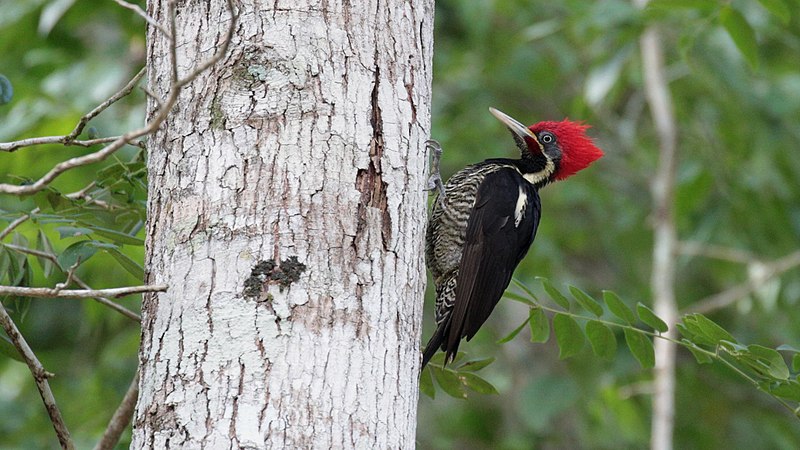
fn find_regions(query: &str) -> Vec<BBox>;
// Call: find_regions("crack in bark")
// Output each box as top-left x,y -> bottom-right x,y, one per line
354,66 -> 392,251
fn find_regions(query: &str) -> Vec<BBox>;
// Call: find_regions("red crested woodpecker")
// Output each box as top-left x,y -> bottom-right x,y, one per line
422,107 -> 604,368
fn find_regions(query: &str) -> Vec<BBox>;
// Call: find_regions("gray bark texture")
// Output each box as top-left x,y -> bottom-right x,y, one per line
133,1 -> 434,448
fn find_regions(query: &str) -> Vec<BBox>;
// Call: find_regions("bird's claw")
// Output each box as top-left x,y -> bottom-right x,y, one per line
425,139 -> 447,207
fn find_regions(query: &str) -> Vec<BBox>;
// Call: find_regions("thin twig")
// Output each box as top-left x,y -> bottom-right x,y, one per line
93,369 -> 140,450
0,208 -> 38,241
64,67 -> 147,142
0,0 -> 237,196
0,136 -> 145,152
0,68 -> 146,153
113,0 -> 172,39
53,259 -> 80,292
73,276 -> 141,322
1,243 -> 142,321
0,301 -> 74,450
686,249 -> 800,314
0,182 -> 112,242
0,284 -> 167,299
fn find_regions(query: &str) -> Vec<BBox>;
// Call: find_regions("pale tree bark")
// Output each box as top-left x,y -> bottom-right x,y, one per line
133,1 -> 434,448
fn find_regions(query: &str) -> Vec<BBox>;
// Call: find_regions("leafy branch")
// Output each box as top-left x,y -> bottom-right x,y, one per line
422,277 -> 800,419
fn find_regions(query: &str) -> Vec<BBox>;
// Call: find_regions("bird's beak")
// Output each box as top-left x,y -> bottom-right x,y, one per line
489,107 -> 541,148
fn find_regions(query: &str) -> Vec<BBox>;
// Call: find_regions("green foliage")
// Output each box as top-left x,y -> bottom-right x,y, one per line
719,6 -> 759,69
528,306 -> 550,343
421,354 -> 499,400
420,0 -> 800,445
0,0 -> 146,446
426,278 -> 800,419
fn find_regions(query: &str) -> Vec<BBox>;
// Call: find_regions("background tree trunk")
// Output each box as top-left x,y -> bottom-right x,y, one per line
133,1 -> 433,447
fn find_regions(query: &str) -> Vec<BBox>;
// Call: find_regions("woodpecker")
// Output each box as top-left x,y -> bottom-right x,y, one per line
421,107 -> 604,369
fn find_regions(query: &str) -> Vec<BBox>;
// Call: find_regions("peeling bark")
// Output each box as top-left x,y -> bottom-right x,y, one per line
133,1 -> 433,448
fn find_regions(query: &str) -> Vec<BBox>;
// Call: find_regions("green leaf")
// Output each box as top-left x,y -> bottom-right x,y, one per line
569,285 -> 603,317
9,234 -> 30,286
427,352 -> 447,366
748,344 -> 790,380
602,290 -> 636,324
757,0 -> 790,25
0,74 -> 12,105
35,230 -> 56,278
553,313 -> 584,359
497,317 -> 530,344
105,248 -> 144,279
0,248 -> 10,284
770,381 -> 800,401
529,307 -> 550,343
646,0 -> 717,11
538,277 -> 570,310
678,317 -> 716,347
459,372 -> 499,395
624,328 -> 655,369
56,226 -> 93,239
78,222 -> 144,245
57,240 -> 99,270
681,339 -> 713,364
793,354 -> 800,373
585,320 -> 616,360
419,366 -> 435,399
636,303 -> 668,333
457,357 -> 495,372
720,6 -> 759,69
433,367 -> 467,399
504,290 -> 536,307
0,333 -> 24,363
31,189 -> 71,212
688,313 -> 737,345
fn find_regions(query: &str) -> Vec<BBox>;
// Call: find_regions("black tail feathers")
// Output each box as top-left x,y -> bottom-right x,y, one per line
420,323 -> 459,370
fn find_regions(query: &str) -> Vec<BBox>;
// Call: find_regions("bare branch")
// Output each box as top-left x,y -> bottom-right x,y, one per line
687,249 -> 800,314
54,259 -> 80,292
0,301 -> 74,449
0,68 -> 146,153
0,182 -> 113,242
0,284 -> 167,299
65,67 -> 147,142
74,275 -> 141,322
93,369 -> 140,450
0,208 -> 38,240
113,0 -> 172,39
0,132 -> 143,195
0,0 -> 237,196
0,136 -> 145,152
141,85 -> 164,110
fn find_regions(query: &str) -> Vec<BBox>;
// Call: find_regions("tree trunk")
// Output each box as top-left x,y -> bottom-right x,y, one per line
133,1 -> 433,448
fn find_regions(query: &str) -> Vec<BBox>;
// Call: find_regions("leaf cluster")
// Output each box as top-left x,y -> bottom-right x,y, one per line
423,278 -> 800,419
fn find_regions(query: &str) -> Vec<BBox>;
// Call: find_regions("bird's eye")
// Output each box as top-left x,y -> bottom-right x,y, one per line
540,132 -> 555,144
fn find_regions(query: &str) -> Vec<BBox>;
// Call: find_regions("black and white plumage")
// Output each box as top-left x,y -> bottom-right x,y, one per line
421,108 -> 604,368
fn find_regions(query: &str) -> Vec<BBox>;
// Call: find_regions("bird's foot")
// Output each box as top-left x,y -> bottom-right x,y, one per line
425,139 -> 446,207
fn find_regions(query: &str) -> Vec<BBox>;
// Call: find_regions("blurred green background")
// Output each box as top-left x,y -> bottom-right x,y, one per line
2,0 -> 800,448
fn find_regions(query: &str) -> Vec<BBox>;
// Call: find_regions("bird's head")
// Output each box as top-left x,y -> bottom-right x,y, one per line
489,107 -> 603,184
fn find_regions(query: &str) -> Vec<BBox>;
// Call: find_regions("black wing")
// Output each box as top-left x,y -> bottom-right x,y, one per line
444,168 -> 541,361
